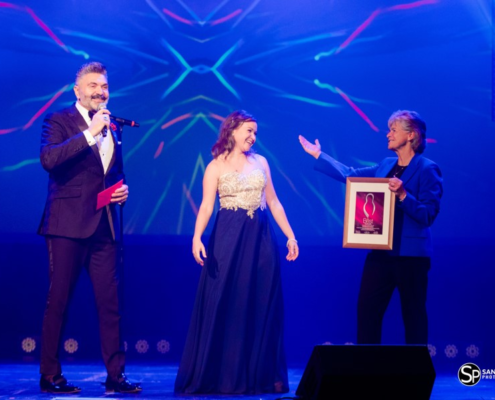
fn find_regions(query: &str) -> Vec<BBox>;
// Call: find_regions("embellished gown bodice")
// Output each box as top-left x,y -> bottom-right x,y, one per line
218,169 -> 267,218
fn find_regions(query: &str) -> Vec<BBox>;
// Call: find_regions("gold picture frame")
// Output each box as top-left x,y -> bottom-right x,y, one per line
343,177 -> 396,250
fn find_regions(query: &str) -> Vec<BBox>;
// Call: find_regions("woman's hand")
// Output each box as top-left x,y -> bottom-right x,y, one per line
192,237 -> 207,266
299,135 -> 322,159
286,239 -> 299,261
389,177 -> 407,201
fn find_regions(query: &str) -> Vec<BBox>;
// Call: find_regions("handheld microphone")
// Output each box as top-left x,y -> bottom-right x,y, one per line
110,115 -> 140,128
97,103 -> 108,137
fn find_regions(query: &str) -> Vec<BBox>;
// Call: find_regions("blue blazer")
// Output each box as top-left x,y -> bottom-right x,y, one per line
315,152 -> 443,257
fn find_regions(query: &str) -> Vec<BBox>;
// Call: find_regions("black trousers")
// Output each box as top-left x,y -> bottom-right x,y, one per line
357,251 -> 430,345
40,212 -> 125,380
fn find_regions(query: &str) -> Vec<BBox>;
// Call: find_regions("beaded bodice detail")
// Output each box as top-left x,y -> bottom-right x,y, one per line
218,169 -> 267,218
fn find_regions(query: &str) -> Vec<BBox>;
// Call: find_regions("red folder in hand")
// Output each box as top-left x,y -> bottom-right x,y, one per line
96,179 -> 123,210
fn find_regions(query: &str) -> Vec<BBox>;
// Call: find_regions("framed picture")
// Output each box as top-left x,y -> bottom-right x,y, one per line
343,177 -> 396,250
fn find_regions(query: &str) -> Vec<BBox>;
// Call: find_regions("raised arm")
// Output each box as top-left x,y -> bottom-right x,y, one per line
258,156 -> 299,261
192,161 -> 219,266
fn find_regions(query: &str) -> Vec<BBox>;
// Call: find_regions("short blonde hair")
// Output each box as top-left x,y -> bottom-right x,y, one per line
388,110 -> 427,154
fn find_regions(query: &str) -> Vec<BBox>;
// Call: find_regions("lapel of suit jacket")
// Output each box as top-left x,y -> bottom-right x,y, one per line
399,153 -> 422,186
106,127 -> 119,174
376,158 -> 397,178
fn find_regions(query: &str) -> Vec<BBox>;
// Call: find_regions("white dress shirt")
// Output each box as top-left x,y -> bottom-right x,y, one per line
76,101 -> 114,174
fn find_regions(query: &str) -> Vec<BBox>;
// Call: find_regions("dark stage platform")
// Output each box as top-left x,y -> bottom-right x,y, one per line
0,363 -> 493,400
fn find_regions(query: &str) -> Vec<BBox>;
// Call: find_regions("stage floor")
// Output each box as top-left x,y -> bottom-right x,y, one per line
0,363 -> 492,399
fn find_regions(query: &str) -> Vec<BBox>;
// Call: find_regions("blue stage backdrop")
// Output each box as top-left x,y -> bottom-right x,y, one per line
0,0 -> 494,368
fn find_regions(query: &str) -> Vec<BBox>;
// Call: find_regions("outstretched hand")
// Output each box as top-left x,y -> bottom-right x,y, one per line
298,135 -> 322,159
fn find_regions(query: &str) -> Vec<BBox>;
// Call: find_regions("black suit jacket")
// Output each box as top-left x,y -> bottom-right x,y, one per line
38,103 -> 124,240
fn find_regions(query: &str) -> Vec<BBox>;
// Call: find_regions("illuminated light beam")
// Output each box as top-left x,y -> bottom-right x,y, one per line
314,79 -> 381,106
114,73 -> 169,94
167,117 -> 201,148
125,109 -> 173,162
335,87 -> 379,132
314,79 -> 339,94
161,40 -> 192,98
0,128 -> 18,135
315,48 -> 338,60
351,157 -> 378,167
303,178 -> 343,225
278,31 -> 347,46
162,39 -> 240,99
146,0 -> 173,29
336,9 -> 380,55
315,35 -> 385,61
208,112 -> 225,122
253,140 -> 302,197
232,0 -> 262,28
21,34 -> 89,58
161,113 -> 194,130
211,69 -> 239,99
388,0 -> 439,11
24,7 -> 68,51
235,74 -> 285,93
211,9 -> 242,26
204,0 -> 230,22
0,2 -> 19,9
1,158 -> 39,171
211,42 -> 242,99
276,94 -> 340,108
175,33 -> 223,44
17,84 -> 74,106
65,46 -> 89,59
166,113 -> 219,149
0,2 -> 69,52
177,154 -> 206,234
202,117 -> 220,134
154,141 -> 164,159
121,46 -> 170,66
58,29 -> 131,46
235,46 -> 286,65
182,183 -> 199,216
143,175 -> 174,234
336,0 -> 438,55
162,8 -> 194,25
23,84 -> 70,130
170,94 -> 231,109
177,0 -> 202,22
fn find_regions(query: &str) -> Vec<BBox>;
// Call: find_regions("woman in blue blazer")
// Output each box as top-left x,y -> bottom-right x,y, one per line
299,110 -> 442,344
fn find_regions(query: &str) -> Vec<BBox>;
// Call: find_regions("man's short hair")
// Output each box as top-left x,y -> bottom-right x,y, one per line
75,62 -> 107,84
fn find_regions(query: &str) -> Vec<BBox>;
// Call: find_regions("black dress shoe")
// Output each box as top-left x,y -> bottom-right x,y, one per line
40,373 -> 81,394
105,373 -> 142,393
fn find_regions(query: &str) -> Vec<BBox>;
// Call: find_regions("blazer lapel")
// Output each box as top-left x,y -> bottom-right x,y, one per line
399,154 -> 422,185
105,127 -> 120,174
376,158 -> 397,178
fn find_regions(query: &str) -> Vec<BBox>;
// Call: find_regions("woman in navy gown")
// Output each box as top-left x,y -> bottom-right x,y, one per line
175,110 -> 299,394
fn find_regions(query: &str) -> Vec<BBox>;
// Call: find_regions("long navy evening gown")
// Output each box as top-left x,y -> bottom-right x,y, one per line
175,169 -> 288,394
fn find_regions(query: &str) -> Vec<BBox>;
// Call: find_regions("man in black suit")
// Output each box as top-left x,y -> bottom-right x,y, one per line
38,62 -> 141,394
